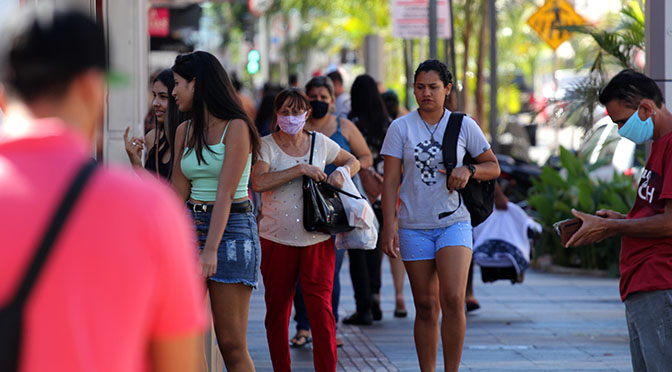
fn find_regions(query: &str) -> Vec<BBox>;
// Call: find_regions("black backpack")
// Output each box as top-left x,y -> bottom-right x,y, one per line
0,159 -> 97,372
439,112 -> 495,227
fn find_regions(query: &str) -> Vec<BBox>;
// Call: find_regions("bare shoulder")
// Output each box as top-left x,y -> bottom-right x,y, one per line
340,117 -> 364,138
223,118 -> 250,142
144,129 -> 157,146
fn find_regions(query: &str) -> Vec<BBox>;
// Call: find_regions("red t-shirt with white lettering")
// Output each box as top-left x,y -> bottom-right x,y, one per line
620,131 -> 672,301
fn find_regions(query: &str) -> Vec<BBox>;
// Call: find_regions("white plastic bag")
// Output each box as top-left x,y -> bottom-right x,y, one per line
333,167 -> 378,250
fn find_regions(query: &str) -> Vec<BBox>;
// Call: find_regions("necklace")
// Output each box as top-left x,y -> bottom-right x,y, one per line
420,110 -> 446,142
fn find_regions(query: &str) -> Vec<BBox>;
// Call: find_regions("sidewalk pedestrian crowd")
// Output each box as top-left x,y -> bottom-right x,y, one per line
1,5 -> 671,372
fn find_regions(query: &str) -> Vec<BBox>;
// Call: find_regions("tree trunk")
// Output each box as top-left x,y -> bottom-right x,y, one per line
460,0 -> 473,112
475,0 -> 488,127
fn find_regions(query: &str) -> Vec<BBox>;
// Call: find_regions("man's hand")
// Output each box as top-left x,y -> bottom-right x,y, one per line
596,209 -> 626,219
565,209 -> 613,248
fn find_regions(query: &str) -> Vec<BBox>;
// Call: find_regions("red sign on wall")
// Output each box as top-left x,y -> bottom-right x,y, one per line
148,8 -> 169,37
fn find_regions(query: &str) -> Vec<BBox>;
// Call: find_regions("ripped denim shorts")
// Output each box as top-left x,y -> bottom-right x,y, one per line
189,201 -> 261,288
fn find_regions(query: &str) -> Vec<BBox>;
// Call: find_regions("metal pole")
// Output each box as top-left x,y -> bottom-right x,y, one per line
429,0 -> 437,59
448,0 -> 458,107
488,0 -> 499,152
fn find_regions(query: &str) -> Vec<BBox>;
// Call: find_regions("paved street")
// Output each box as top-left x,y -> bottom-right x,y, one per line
245,254 -> 631,372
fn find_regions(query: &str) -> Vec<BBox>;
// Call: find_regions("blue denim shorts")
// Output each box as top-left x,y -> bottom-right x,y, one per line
398,221 -> 473,261
189,202 -> 261,288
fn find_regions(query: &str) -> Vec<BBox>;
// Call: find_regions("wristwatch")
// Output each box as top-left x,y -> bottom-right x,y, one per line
466,164 -> 476,177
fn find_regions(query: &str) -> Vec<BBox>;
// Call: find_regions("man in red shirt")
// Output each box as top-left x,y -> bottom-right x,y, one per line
0,6 -> 204,372
568,69 -> 672,372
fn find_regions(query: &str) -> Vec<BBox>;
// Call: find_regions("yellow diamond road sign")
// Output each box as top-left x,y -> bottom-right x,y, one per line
527,0 -> 586,50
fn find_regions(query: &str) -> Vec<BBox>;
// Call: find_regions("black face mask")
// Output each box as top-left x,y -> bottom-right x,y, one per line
309,100 -> 330,119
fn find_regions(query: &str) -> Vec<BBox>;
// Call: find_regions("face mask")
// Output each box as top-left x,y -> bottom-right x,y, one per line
277,112 -> 306,135
618,109 -> 654,144
309,100 -> 329,119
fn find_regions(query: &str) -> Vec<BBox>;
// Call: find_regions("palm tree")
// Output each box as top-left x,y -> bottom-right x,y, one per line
554,1 -> 644,132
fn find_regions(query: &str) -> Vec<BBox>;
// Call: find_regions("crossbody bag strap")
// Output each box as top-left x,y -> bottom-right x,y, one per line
8,158 -> 98,307
439,113 -> 465,219
308,131 -> 316,165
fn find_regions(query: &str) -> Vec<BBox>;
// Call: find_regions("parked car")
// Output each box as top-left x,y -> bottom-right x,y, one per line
577,115 -> 643,182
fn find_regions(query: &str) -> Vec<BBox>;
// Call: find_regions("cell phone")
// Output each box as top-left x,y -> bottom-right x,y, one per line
553,218 -> 582,246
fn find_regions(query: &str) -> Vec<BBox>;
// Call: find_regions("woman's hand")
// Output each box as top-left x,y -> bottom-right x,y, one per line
441,166 -> 471,193
199,249 -> 217,278
123,126 -> 145,166
381,225 -> 400,259
301,164 -> 327,182
327,169 -> 345,188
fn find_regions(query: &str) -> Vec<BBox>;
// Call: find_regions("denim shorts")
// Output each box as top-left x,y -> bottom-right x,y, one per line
189,202 -> 261,288
398,221 -> 472,261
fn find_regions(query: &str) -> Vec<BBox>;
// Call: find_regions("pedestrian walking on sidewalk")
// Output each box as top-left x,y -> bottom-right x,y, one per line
380,59 -> 500,372
0,7 -> 205,372
251,88 -> 360,372
291,75 -> 372,345
567,69 -> 672,372
170,50 -> 262,372
343,74 -> 391,324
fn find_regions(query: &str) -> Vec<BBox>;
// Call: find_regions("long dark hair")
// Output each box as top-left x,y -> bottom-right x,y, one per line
348,74 -> 390,152
171,51 -> 260,164
152,68 -> 187,179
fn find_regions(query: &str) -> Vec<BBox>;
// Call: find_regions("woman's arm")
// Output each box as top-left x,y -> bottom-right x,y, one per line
251,162 -> 326,193
326,149 -> 360,188
170,121 -> 191,201
342,119 -> 373,169
199,119 -> 251,278
381,156 -> 402,258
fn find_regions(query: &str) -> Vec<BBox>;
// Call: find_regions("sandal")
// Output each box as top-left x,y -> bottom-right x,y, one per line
290,334 -> 312,348
336,338 -> 344,348
466,299 -> 481,312
394,309 -> 407,318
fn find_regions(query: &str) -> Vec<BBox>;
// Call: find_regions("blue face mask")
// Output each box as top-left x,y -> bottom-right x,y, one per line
618,109 -> 654,144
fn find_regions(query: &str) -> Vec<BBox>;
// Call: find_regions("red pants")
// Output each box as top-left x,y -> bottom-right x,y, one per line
260,237 -> 337,372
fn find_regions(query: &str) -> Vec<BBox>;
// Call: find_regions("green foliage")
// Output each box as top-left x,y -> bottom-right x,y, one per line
554,1 -> 645,132
528,147 -> 636,274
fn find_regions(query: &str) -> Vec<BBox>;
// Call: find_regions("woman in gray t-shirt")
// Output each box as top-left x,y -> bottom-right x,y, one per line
380,60 -> 500,372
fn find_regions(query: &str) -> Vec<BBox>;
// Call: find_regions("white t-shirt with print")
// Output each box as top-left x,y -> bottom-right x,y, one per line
380,109 -> 491,229
258,131 -> 341,246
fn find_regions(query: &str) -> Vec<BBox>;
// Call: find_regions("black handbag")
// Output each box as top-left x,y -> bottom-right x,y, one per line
303,132 -> 362,235
439,113 -> 495,227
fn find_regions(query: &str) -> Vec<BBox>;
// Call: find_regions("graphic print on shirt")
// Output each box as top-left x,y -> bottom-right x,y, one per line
637,168 -> 660,205
414,139 -> 441,185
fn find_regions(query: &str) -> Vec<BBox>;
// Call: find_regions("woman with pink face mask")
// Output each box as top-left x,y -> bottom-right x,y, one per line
251,88 -> 359,372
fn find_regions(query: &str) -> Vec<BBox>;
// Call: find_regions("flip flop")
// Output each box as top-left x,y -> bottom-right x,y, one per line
394,309 -> 408,318
290,334 -> 312,348
336,338 -> 344,348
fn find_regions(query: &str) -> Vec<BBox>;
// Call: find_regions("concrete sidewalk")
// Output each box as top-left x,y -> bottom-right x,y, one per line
246,254 -> 631,372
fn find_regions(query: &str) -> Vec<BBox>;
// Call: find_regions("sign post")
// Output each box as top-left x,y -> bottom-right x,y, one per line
392,0 -> 452,40
527,0 -> 586,50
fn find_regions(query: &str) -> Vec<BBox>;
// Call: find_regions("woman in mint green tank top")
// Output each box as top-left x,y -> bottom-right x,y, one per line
170,51 -> 262,372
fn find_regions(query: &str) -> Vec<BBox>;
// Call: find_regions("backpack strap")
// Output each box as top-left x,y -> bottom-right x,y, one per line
438,112 -> 465,220
442,112 -> 465,177
8,158 -> 98,307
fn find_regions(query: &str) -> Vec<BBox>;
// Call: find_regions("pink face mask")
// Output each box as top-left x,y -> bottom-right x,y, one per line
277,112 -> 307,135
